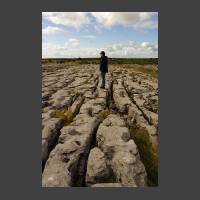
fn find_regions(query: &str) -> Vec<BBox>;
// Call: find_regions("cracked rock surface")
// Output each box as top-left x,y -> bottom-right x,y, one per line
42,63 -> 158,187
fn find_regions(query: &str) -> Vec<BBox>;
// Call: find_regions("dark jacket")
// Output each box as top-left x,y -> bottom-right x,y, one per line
100,56 -> 108,73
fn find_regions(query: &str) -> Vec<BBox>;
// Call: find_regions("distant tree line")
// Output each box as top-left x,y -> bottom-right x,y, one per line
42,58 -> 158,65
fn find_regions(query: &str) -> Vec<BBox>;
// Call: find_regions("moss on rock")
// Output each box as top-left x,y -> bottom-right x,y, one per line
131,127 -> 158,186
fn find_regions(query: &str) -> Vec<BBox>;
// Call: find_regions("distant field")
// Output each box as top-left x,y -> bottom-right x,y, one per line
42,58 -> 158,65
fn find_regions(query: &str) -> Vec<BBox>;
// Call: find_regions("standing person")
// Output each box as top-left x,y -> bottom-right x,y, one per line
99,51 -> 108,89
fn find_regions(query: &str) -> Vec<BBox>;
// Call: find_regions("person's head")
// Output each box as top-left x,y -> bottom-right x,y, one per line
100,51 -> 105,57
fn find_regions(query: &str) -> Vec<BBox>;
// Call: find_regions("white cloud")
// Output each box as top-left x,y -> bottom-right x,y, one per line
42,42 -> 99,58
91,12 -> 157,30
141,42 -> 150,48
42,40 -> 157,58
42,12 -> 158,58
140,42 -> 158,52
81,35 -> 96,39
42,12 -> 90,29
128,40 -> 135,47
68,38 -> 78,42
42,38 -> 81,58
103,40 -> 158,58
68,38 -> 80,47
42,43 -> 67,58
42,12 -> 157,31
42,26 -> 67,35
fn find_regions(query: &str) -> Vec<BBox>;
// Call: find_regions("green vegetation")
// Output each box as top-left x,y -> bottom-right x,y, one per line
128,65 -> 158,80
135,66 -> 158,78
42,58 -> 158,65
50,108 -> 73,126
127,65 -> 158,79
99,109 -> 110,121
42,58 -> 158,79
130,127 -> 158,186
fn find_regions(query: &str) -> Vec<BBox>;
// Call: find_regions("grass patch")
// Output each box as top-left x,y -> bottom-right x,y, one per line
99,109 -> 110,121
133,65 -> 158,79
137,68 -> 158,78
50,108 -> 73,126
124,64 -> 158,79
130,127 -> 158,186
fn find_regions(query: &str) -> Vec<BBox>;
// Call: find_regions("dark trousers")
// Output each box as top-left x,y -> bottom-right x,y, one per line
101,71 -> 106,87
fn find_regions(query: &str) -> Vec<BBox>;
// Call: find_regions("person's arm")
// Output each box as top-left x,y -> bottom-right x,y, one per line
100,57 -> 102,70
106,57 -> 108,72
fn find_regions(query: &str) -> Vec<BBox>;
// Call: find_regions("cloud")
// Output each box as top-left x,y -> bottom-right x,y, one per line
128,40 -> 134,46
140,42 -> 158,52
67,38 -> 80,47
42,12 -> 90,29
81,35 -> 96,39
42,12 -> 157,31
91,12 -> 157,30
42,43 -> 67,58
103,40 -> 158,58
42,38 -> 81,57
42,26 -> 67,35
42,12 -> 158,58
42,40 -> 157,58
68,38 -> 79,42
42,42 -> 100,58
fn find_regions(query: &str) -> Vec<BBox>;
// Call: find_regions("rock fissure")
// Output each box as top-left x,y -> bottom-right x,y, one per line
42,63 -> 158,187
42,95 -> 85,172
122,80 -> 152,126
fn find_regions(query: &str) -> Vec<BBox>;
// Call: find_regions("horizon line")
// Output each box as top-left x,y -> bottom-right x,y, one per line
42,57 -> 158,59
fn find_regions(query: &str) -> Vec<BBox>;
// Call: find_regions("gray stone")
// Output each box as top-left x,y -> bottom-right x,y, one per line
79,98 -> 106,116
112,82 -> 132,114
111,150 -> 146,187
42,118 -> 62,164
95,114 -> 147,187
70,95 -> 84,116
86,147 -> 110,185
42,147 -> 72,187
42,63 -> 158,187
97,125 -> 130,155
42,114 -> 100,187
102,114 -> 126,127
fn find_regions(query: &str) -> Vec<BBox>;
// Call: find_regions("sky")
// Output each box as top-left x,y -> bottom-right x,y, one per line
42,12 -> 158,58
